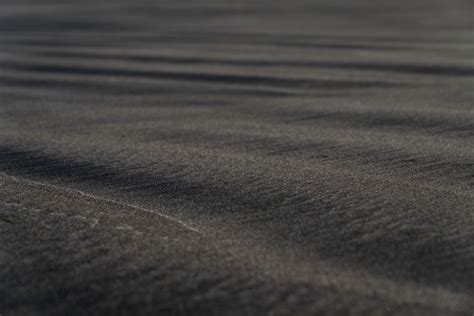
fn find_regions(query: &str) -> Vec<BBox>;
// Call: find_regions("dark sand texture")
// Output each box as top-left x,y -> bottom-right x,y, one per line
0,0 -> 473,315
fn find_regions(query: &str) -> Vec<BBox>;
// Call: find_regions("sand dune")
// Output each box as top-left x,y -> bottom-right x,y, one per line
1,0 -> 473,315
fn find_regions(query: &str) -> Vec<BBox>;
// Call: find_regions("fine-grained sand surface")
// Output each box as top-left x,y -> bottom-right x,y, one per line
1,1 -> 473,315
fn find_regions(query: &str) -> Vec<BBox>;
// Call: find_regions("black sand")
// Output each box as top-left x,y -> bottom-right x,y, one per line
0,0 -> 473,315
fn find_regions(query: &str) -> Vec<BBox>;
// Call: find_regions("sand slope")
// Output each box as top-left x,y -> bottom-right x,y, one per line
1,0 -> 473,315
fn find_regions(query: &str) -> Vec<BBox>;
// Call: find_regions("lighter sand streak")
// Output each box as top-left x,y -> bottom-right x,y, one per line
0,171 -> 202,234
